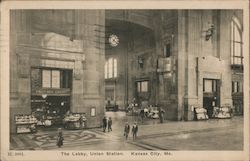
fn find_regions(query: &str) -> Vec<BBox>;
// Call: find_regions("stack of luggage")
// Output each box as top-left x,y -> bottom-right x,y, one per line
195,107 -> 209,120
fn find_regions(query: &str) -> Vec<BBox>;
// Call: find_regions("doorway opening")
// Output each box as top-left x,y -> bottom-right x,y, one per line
104,18 -> 155,112
203,79 -> 220,118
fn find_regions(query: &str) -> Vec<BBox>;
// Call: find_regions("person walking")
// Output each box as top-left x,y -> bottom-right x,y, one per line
56,128 -> 64,148
132,122 -> 138,140
103,116 -> 107,132
108,117 -> 112,132
124,122 -> 130,140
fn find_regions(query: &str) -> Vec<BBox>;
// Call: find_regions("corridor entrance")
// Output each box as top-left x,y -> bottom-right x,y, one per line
104,16 -> 156,111
203,79 -> 220,118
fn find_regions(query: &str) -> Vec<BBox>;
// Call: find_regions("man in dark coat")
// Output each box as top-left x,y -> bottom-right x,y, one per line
124,122 -> 130,140
108,117 -> 112,132
158,107 -> 165,123
56,128 -> 64,148
103,116 -> 107,132
132,122 -> 138,140
139,109 -> 145,123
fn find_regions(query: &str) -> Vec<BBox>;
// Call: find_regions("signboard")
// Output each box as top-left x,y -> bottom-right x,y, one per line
157,57 -> 171,72
33,88 -> 71,96
91,107 -> 96,117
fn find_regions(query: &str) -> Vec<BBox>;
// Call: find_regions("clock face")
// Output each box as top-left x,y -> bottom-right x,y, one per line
109,34 -> 119,47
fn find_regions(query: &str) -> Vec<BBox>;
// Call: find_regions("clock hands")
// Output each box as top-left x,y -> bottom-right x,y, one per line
109,35 -> 119,47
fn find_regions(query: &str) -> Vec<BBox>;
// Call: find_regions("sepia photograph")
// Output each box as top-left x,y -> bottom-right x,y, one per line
0,1 -> 249,161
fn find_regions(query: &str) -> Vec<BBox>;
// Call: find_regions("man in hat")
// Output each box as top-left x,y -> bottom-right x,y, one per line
102,116 -> 107,132
132,122 -> 138,140
56,128 -> 64,148
124,122 -> 130,140
108,117 -> 112,132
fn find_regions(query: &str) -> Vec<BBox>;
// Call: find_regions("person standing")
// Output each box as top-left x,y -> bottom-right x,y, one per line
144,107 -> 149,118
56,128 -> 64,148
80,115 -> 83,129
193,107 -> 198,121
103,116 -> 107,132
158,107 -> 164,123
139,109 -> 144,123
124,122 -> 130,140
132,122 -> 138,140
108,117 -> 112,132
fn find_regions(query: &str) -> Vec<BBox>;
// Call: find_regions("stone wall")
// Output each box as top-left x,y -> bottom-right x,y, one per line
10,10 -> 32,133
177,10 -> 241,121
10,10 -> 105,133
153,11 -> 179,120
9,10 -> 243,132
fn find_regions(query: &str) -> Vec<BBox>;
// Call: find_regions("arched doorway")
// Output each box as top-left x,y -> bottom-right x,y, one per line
104,16 -> 156,112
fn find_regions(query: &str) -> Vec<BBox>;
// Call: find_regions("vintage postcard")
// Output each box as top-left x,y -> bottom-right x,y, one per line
0,0 -> 249,161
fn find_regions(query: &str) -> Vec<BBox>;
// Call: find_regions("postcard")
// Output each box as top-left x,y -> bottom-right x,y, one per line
0,0 -> 249,161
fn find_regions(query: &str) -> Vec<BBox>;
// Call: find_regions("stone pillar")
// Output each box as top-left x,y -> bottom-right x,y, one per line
71,10 -> 105,128
185,11 -> 204,120
153,11 -> 179,120
10,52 -> 31,133
71,59 -> 84,113
219,11 -> 233,106
177,10 -> 188,121
10,11 -> 32,133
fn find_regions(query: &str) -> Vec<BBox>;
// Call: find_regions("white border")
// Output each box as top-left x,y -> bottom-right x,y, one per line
0,1 -> 249,161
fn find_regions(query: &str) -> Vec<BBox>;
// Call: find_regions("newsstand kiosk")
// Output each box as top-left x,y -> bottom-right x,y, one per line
15,114 -> 38,134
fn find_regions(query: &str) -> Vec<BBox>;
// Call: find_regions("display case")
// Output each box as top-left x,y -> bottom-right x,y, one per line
63,113 -> 87,130
15,115 -> 38,134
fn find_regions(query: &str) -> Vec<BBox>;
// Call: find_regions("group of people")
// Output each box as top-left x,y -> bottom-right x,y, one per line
127,99 -> 166,124
124,122 -> 138,140
102,116 -> 139,141
139,106 -> 165,123
102,116 -> 113,132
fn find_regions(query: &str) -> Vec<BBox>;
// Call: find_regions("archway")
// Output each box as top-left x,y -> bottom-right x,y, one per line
104,17 -> 156,113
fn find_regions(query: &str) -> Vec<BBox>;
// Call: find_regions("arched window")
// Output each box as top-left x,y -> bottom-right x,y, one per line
105,58 -> 117,79
104,62 -> 108,79
231,16 -> 243,65
108,58 -> 113,78
113,59 -> 117,78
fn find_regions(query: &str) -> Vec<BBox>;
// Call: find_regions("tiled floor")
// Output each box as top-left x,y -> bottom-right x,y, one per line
10,112 -> 243,151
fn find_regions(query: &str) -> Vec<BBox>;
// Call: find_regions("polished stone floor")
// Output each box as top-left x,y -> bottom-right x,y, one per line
10,112 -> 243,150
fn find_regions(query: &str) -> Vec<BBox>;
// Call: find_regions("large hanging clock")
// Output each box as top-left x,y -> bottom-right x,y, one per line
109,34 -> 119,47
